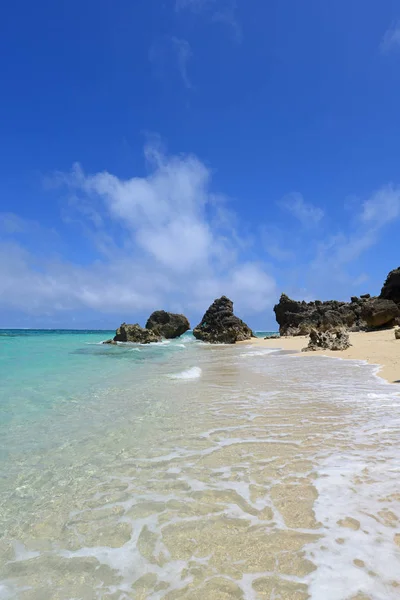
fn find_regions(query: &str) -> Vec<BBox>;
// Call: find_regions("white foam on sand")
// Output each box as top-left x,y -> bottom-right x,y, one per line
304,373 -> 400,600
168,367 -> 202,380
306,452 -> 400,599
0,583 -> 15,599
240,348 -> 281,357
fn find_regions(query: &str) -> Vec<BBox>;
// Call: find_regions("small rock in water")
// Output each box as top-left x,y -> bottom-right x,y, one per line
105,323 -> 161,344
302,328 -> 351,352
145,310 -> 190,339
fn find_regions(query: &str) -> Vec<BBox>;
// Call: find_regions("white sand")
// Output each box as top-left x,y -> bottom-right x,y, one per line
247,329 -> 400,384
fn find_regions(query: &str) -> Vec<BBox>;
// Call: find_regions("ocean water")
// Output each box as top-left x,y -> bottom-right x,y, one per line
0,330 -> 399,599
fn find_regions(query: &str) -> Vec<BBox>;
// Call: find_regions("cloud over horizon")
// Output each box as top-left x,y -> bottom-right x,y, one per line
0,143 -> 277,324
1,142 -> 400,328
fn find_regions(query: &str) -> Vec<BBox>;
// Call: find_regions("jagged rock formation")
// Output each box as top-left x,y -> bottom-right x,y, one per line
302,329 -> 351,352
193,296 -> 254,344
274,294 -> 368,336
104,323 -> 161,345
146,311 -> 190,339
274,293 -> 400,336
360,298 -> 400,329
380,267 -> 400,305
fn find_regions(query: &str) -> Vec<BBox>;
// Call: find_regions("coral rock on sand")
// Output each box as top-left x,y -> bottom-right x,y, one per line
274,267 -> 400,336
104,323 -> 161,344
302,329 -> 352,352
361,298 -> 400,329
193,296 -> 254,344
380,267 -> 400,305
145,311 -> 190,339
274,293 -> 368,337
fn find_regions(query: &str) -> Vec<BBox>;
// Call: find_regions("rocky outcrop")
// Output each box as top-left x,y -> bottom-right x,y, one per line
302,329 -> 351,352
274,291 -> 400,336
274,294 -> 368,336
380,267 -> 400,305
145,311 -> 190,339
104,323 -> 161,344
360,298 -> 400,329
193,296 -> 254,344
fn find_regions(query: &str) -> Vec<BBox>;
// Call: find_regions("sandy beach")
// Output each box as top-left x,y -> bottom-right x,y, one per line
250,328 -> 400,384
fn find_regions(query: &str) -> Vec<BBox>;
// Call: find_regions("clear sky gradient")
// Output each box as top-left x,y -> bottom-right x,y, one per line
1,0 -> 400,329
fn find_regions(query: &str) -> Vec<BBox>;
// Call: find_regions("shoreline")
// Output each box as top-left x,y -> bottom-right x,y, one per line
248,329 -> 399,384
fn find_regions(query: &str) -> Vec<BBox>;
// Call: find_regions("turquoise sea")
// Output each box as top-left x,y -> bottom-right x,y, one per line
0,329 -> 399,599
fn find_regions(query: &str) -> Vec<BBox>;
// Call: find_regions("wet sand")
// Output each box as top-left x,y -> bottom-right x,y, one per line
248,329 -> 400,384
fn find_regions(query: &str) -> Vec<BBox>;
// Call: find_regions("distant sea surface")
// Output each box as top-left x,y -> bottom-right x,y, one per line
0,329 -> 399,599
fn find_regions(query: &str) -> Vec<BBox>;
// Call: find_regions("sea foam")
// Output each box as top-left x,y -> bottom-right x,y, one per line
240,348 -> 280,357
168,366 -> 202,380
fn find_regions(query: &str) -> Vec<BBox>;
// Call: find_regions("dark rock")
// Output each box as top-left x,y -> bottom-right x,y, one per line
103,339 -> 117,345
265,334 -> 280,339
193,296 -> 254,344
302,329 -> 351,352
146,310 -> 190,339
274,267 -> 400,336
273,294 -> 368,336
110,323 -> 162,344
395,328 -> 400,340
361,298 -> 400,329
380,267 -> 400,305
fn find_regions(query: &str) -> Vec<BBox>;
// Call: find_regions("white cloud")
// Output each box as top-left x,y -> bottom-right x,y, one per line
175,0 -> 214,12
304,183 -> 400,298
312,230 -> 377,270
0,144 -> 277,321
191,263 -> 276,314
5,153 -> 400,325
381,21 -> 400,53
149,37 -> 193,89
212,8 -> 242,43
0,213 -> 28,234
171,37 -> 193,89
278,192 -> 324,228
175,0 -> 242,43
361,183 -> 400,228
308,184 -> 400,282
69,146 -> 215,273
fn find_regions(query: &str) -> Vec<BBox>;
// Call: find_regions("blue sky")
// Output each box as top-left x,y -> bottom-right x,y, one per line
1,0 -> 400,329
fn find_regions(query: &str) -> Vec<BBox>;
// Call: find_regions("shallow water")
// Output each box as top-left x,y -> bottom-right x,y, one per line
0,331 -> 399,599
